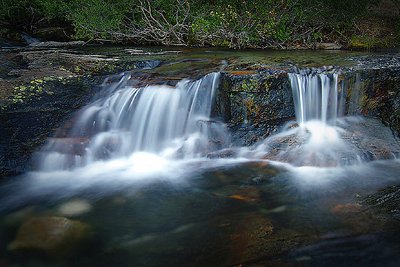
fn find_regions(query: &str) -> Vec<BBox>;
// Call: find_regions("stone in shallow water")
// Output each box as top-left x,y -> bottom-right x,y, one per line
57,199 -> 92,216
3,206 -> 37,226
8,217 -> 91,258
330,202 -> 384,234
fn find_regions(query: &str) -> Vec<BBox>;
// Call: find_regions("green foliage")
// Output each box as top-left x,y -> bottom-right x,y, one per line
67,0 -> 130,40
0,0 -> 393,49
12,78 -> 53,104
0,0 -> 39,30
395,18 -> 400,40
0,0 -> 70,31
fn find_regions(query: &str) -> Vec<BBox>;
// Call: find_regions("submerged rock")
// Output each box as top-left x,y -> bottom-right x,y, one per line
330,203 -> 384,234
57,199 -> 92,217
362,185 -> 400,224
223,212 -> 314,266
8,217 -> 91,258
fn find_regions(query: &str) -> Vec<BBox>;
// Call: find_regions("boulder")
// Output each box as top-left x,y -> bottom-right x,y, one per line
315,42 -> 343,50
57,199 -> 92,217
8,217 -> 91,258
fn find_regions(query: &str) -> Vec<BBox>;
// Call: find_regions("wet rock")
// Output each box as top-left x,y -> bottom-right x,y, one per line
212,185 -> 262,203
238,117 -> 400,166
224,212 -> 315,266
3,207 -> 37,227
29,41 -> 85,48
214,57 -> 400,147
330,199 -> 393,234
0,46 -> 165,176
331,203 -> 362,214
215,72 -> 295,146
343,65 -> 400,137
228,70 -> 257,75
288,233 -> 400,267
125,48 -> 181,55
7,69 -> 21,77
207,148 -> 238,158
8,217 -> 91,258
341,117 -> 400,160
362,185 -> 400,223
228,186 -> 262,203
0,77 -> 97,176
331,203 -> 372,232
315,42 -> 343,50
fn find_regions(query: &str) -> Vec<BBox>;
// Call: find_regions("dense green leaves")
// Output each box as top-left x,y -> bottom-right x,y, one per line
67,0 -> 131,40
0,0 -> 394,48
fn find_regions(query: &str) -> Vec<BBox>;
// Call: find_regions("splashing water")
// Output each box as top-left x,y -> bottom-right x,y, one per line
243,72 -> 364,167
2,69 -> 397,204
36,72 -> 230,171
288,72 -> 345,152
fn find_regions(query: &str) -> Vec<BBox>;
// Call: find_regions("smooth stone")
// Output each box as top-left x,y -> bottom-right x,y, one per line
3,206 -> 37,226
315,42 -> 343,50
57,199 -> 92,216
8,217 -> 91,258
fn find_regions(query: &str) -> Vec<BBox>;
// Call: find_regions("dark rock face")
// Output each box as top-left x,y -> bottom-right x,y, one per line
362,185 -> 400,223
213,63 -> 400,147
0,47 -> 163,177
0,78 -> 98,176
343,67 -> 400,136
215,71 -> 295,146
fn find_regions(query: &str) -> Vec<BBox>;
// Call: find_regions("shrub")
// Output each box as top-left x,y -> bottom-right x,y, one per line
67,0 -> 130,40
0,0 -> 391,49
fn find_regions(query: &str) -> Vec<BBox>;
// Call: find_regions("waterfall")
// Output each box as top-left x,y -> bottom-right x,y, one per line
37,72 -> 229,171
258,72 -> 352,166
288,72 -> 345,125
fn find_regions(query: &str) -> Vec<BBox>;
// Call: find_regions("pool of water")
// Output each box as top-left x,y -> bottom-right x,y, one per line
1,156 -> 399,266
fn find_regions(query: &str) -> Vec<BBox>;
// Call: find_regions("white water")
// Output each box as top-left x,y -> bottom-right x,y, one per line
37,72 -> 229,171
34,71 -> 397,176
230,72 -> 353,167
258,72 -> 356,166
1,70 -> 398,207
289,72 -> 344,125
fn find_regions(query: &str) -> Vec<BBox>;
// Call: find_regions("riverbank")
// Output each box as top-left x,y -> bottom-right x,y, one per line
1,0 -> 399,50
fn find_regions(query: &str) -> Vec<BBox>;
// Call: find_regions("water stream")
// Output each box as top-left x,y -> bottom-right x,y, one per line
38,72 -> 229,171
0,69 -> 399,266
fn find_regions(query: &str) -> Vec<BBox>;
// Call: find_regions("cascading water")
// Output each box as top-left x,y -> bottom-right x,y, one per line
289,72 -> 345,125
37,72 -> 229,171
246,71 -> 363,167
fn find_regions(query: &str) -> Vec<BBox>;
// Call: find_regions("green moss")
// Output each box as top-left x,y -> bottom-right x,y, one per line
349,35 -> 398,50
240,78 -> 259,92
10,77 -> 60,104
